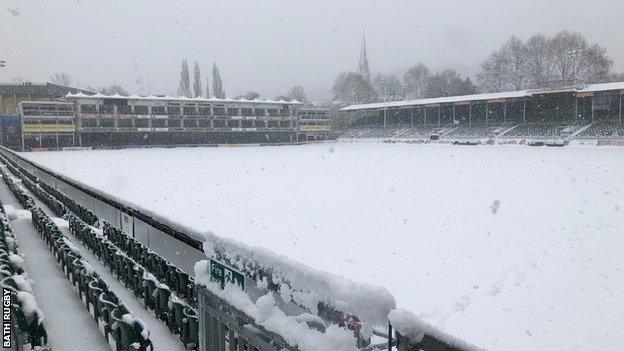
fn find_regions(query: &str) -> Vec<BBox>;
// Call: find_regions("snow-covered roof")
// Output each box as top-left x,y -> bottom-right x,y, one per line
65,92 -> 301,105
341,90 -> 531,111
578,81 -> 624,93
341,81 -> 624,111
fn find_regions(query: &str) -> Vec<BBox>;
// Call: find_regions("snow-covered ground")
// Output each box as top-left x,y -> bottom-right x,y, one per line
21,143 -> 624,350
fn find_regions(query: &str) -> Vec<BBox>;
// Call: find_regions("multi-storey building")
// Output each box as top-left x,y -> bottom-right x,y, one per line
67,93 -> 301,147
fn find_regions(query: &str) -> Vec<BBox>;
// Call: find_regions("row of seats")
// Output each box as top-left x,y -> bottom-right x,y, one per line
31,208 -> 153,351
1,159 -> 154,351
1,158 -> 68,219
70,218 -> 199,348
502,123 -> 578,138
577,122 -> 624,138
442,124 -> 510,139
0,197 -> 49,349
40,181 -> 99,226
1,156 -> 200,349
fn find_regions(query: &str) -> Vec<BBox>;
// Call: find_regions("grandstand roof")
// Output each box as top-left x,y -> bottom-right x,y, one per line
578,81 -> 624,93
0,82 -> 93,97
65,92 -> 301,105
341,81 -> 624,111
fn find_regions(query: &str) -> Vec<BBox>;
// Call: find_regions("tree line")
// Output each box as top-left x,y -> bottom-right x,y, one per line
478,30 -> 621,92
333,30 -> 623,105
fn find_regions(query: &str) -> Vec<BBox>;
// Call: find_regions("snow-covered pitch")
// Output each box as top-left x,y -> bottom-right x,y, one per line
21,143 -> 624,351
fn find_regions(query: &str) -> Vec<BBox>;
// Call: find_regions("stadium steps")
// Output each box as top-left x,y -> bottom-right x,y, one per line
567,122 -> 596,140
497,124 -> 522,137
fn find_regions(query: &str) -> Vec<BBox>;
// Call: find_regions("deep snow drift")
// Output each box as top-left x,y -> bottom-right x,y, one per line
21,143 -> 624,350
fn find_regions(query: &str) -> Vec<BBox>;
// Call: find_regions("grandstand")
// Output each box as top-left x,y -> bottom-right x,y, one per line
339,82 -> 624,142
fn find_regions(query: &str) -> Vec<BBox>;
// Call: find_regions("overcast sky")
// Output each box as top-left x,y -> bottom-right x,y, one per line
1,0 -> 623,101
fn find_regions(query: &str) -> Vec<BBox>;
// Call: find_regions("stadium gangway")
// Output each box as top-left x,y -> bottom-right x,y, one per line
0,146 -> 480,351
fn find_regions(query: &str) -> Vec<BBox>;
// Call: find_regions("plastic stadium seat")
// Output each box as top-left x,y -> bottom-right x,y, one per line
183,306 -> 199,347
154,284 -> 172,322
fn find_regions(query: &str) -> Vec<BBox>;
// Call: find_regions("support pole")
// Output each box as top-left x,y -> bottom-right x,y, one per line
438,105 -> 441,125
591,96 -> 595,122
575,96 -> 578,124
619,94 -> 622,124
410,108 -> 414,127
452,105 -> 456,124
424,107 -> 427,126
523,100 -> 526,123
503,102 -> 507,124
485,103 -> 489,124
469,104 -> 472,126
388,321 -> 393,351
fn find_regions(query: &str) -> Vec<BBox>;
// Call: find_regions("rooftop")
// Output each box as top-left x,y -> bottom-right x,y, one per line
65,92 -> 301,105
341,81 -> 624,111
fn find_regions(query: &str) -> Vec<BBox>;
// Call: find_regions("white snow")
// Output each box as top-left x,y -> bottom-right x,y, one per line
194,260 -> 359,351
19,143 -> 624,350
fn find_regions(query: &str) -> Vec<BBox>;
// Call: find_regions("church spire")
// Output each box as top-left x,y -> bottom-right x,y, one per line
358,31 -> 370,82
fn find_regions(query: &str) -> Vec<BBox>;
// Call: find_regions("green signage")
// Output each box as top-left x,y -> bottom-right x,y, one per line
210,258 -> 245,290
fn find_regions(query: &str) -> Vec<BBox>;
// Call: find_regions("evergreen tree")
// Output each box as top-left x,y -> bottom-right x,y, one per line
205,77 -> 210,98
212,63 -> 225,99
192,61 -> 202,98
178,59 -> 191,97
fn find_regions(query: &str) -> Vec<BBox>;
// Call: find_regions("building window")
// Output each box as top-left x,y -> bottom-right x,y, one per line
135,119 -> 149,128
213,107 -> 225,116
117,105 -> 132,114
198,107 -> 211,116
183,106 -> 197,116
81,104 -> 97,114
168,106 -> 181,116
152,106 -> 166,115
152,119 -> 166,128
99,119 -> 115,127
117,119 -> 133,127
134,105 -> 148,115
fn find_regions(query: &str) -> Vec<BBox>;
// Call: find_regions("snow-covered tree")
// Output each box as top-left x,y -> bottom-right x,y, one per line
287,85 -> 308,103
178,59 -> 191,97
372,73 -> 404,101
98,84 -> 129,96
212,63 -> 225,99
205,77 -> 210,98
192,61 -> 202,98
332,72 -> 377,104
403,63 -> 430,99
426,69 -> 477,98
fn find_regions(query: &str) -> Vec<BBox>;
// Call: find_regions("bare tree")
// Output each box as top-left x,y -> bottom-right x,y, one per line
50,72 -> 73,86
478,51 -> 510,92
332,72 -> 377,104
99,84 -> 129,96
480,31 -> 614,92
403,63 -> 430,99
372,73 -> 404,101
426,69 -> 477,98
287,85 -> 308,103
192,61 -> 202,98
525,34 -> 555,88
177,59 -> 191,97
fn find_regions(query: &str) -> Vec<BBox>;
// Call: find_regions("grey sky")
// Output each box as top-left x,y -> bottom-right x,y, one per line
1,0 -> 623,101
